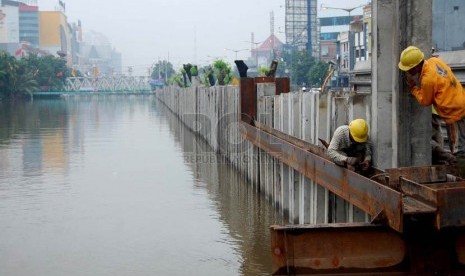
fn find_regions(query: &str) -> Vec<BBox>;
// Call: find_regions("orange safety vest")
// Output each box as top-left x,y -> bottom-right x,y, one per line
409,57 -> 465,124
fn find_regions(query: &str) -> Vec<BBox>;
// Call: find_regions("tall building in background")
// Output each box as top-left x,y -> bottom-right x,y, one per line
352,4 -> 372,62
285,0 -> 319,58
0,3 -> 19,54
0,0 -> 121,75
19,3 -> 39,47
70,20 -> 82,65
252,33 -> 284,71
39,10 -> 72,64
1,0 -> 43,56
318,6 -> 363,88
79,30 -> 122,77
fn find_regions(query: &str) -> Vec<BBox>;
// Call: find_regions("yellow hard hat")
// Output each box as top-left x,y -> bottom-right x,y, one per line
349,119 -> 368,143
398,46 -> 424,71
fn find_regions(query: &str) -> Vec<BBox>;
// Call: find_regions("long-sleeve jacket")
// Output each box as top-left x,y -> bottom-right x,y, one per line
408,57 -> 465,124
327,125 -> 372,166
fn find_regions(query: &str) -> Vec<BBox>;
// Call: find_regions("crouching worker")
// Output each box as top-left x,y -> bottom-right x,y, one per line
327,119 -> 373,174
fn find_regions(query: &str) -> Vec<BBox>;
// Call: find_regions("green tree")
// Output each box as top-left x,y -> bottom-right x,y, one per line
190,65 -> 198,77
200,65 -> 215,87
0,51 -> 38,99
0,51 -> 18,98
151,60 -> 175,81
307,61 -> 330,87
12,60 -> 39,97
23,54 -> 67,91
213,59 -> 232,85
277,47 -> 316,88
168,72 -> 185,87
259,66 -> 270,77
292,49 -> 316,86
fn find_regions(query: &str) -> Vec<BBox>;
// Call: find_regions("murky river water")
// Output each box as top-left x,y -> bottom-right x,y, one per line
0,95 -> 284,276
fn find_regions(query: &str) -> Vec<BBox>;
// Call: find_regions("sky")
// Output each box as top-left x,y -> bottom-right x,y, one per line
37,0 -> 368,75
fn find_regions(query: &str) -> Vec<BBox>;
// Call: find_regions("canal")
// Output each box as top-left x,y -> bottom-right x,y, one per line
0,95 -> 285,276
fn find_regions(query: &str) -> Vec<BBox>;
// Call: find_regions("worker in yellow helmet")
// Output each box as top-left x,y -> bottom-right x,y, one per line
399,46 -> 465,173
327,119 -> 372,172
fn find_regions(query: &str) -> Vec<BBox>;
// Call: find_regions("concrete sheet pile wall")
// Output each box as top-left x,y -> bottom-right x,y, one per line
156,85 -> 370,224
156,85 -> 246,173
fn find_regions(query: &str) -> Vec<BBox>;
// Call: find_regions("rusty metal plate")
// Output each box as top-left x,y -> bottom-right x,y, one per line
402,195 -> 436,214
240,122 -> 405,232
436,184 -> 465,228
386,166 -> 448,189
400,178 -> 465,228
240,78 -> 256,123
275,77 -> 290,95
270,223 -> 406,275
255,76 -> 275,83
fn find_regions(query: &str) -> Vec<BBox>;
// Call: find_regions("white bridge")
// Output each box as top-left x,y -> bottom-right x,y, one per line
65,76 -> 152,92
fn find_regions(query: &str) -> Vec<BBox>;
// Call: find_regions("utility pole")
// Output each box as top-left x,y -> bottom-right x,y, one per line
165,52 -> 169,83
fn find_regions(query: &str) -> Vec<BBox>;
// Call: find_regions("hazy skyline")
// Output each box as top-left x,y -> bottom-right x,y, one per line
38,0 -> 368,75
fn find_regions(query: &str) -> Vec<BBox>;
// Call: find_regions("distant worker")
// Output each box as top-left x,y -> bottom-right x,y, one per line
398,46 -> 465,174
327,119 -> 372,172
302,86 -> 307,92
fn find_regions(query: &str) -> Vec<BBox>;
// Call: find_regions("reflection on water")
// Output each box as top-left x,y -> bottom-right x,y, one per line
159,103 -> 287,275
0,96 -> 284,276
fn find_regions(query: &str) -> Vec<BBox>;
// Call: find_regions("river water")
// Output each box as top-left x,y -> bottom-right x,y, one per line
0,95 -> 285,276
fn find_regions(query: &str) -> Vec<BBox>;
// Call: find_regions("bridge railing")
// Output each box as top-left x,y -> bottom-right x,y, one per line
65,76 -> 151,92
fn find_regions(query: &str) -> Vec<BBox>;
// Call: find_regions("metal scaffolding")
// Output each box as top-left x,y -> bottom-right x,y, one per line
285,0 -> 319,58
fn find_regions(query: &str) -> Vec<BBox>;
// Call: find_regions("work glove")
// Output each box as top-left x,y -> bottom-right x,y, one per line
361,160 -> 371,171
346,157 -> 359,166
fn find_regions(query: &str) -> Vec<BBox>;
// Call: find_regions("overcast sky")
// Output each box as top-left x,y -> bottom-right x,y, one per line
38,0 -> 368,75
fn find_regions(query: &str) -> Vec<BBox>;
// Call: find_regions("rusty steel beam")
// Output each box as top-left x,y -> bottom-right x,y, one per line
270,223 -> 406,275
386,166 -> 448,189
400,177 -> 465,229
240,78 -> 256,124
384,166 -> 465,228
254,120 -> 327,158
240,121 -> 407,232
271,223 -> 465,275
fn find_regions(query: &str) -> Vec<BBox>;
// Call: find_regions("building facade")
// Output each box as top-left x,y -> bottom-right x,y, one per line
0,0 -> 45,56
318,6 -> 363,89
19,4 -> 38,47
78,30 -> 122,77
0,4 -> 20,55
352,4 -> 372,63
39,11 -> 73,65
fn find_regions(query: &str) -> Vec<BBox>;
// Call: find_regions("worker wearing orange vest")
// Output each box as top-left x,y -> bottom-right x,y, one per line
399,46 -> 465,174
